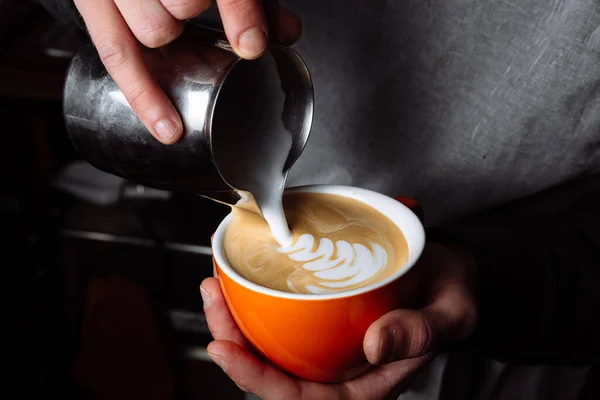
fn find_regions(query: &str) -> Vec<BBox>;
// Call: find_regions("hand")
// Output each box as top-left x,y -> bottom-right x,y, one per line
200,243 -> 478,400
74,0 -> 302,144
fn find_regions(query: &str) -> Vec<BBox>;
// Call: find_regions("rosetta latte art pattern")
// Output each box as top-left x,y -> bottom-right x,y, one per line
223,192 -> 409,294
278,234 -> 387,293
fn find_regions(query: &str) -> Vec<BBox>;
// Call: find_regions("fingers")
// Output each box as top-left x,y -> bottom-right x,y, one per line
363,289 -> 475,366
207,340 -> 304,399
343,354 -> 433,400
364,309 -> 438,365
363,243 -> 477,365
114,0 -> 183,48
208,339 -> 432,400
74,0 -> 183,144
200,278 -> 251,350
160,0 -> 212,20
76,0 -> 302,144
216,0 -> 268,59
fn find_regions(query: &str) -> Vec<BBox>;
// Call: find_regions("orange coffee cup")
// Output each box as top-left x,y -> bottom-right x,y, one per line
212,185 -> 425,383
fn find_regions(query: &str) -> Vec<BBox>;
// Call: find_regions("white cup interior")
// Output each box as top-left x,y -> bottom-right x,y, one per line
212,185 -> 426,300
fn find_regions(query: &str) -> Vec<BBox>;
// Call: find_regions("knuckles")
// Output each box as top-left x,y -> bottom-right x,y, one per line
162,0 -> 211,20
96,38 -> 129,69
135,13 -> 183,48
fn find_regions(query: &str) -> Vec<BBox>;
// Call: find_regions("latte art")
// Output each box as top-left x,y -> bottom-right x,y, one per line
223,192 -> 409,294
278,234 -> 387,294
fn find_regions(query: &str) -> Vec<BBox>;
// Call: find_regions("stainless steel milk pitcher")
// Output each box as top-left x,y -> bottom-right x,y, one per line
63,28 -> 314,201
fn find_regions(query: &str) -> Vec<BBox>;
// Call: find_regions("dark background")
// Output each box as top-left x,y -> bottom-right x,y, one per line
4,2 -> 244,398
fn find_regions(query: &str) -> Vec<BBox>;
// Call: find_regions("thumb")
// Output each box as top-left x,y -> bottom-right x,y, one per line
363,309 -> 438,365
364,279 -> 477,365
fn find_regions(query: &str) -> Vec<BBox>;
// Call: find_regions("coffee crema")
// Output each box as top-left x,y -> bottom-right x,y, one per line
223,192 -> 409,294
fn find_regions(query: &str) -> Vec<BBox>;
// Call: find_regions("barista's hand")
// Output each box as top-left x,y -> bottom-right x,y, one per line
200,243 -> 478,400
74,0 -> 301,144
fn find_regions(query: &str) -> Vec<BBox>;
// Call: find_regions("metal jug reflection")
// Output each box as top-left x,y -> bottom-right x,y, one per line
63,28 -> 314,204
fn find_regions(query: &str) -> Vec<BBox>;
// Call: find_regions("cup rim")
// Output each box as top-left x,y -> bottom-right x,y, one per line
212,184 -> 426,301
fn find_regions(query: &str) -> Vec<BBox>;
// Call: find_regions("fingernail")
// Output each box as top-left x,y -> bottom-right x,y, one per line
154,118 -> 178,142
208,351 -> 227,372
378,327 -> 396,364
200,286 -> 212,308
238,27 -> 267,59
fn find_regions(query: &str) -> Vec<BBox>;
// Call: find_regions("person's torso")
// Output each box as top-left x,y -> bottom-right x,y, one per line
283,0 -> 600,223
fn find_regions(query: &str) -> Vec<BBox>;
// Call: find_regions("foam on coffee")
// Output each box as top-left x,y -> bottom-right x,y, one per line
224,192 -> 409,294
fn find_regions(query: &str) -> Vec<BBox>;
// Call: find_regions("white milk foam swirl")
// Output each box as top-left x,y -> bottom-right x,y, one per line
277,233 -> 387,294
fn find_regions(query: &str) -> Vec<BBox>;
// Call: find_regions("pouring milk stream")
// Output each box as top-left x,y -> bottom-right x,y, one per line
215,54 -> 399,294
